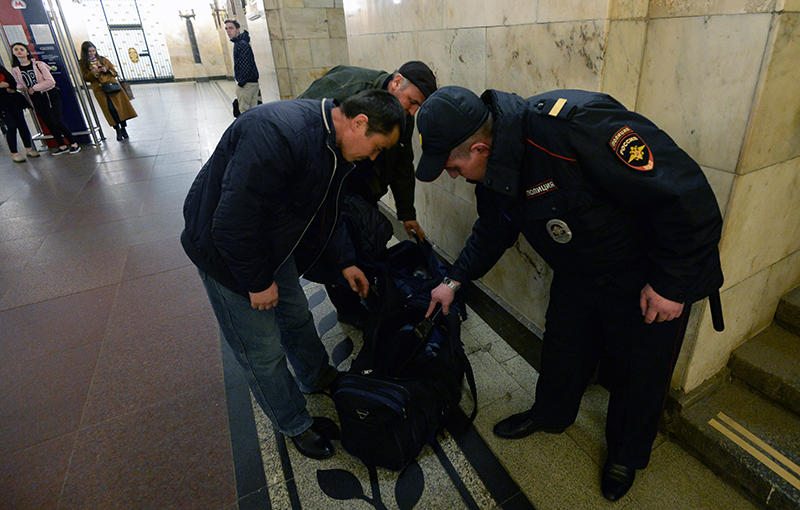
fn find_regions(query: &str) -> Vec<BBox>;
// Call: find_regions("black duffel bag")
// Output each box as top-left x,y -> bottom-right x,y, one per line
332,239 -> 475,471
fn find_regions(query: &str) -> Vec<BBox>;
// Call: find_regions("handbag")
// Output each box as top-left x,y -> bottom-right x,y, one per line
102,81 -> 121,94
119,80 -> 134,99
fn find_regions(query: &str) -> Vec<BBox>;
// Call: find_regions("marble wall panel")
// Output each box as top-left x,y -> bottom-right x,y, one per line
281,0 -> 305,7
416,29 -> 487,92
247,15 -> 282,101
678,270 -> 770,391
719,157 -> 800,289
415,181 -> 479,264
282,8 -> 331,39
444,0 -> 538,30
486,22 -> 605,97
327,8 -> 348,38
399,0 -> 445,32
266,9 -> 284,40
305,0 -> 335,7
286,39 -> 313,68
343,0 -> 403,36
754,250 -> 800,333
291,67 -> 327,94
347,32 -> 418,72
780,0 -> 800,11
601,20 -> 647,109
271,37 -> 288,68
739,13 -> 800,173
637,15 -> 771,173
701,166 -> 735,217
538,0 -> 609,23
309,38 -> 350,67
649,0 -> 776,18
277,67 -> 292,99
480,238 -> 553,331
609,0 -> 649,19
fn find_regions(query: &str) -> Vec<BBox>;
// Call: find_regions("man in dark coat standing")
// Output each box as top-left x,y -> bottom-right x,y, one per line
414,86 -> 723,502
181,90 -> 404,459
225,19 -> 260,113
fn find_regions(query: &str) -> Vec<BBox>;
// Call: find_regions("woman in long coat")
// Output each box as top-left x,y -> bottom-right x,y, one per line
78,41 -> 137,140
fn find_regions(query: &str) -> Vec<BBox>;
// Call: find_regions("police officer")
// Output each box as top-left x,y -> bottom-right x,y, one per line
414,86 -> 723,502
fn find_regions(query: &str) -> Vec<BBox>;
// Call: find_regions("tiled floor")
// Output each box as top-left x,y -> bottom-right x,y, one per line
0,80 -> 763,510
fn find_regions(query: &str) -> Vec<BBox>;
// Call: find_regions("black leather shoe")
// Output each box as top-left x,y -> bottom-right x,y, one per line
115,128 -> 124,141
121,127 -> 129,139
290,422 -> 334,459
601,460 -> 636,502
493,410 -> 565,439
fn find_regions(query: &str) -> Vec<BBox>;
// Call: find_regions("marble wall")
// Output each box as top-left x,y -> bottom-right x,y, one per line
345,0 -> 800,393
265,0 -> 349,99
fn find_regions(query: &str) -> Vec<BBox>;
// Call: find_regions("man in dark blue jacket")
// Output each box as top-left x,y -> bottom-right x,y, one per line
225,19 -> 260,113
414,86 -> 723,501
181,90 -> 404,459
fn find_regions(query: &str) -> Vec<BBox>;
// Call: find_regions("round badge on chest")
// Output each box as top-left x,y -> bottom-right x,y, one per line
546,219 -> 572,244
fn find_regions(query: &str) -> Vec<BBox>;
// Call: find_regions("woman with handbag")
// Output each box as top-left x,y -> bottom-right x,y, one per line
78,42 -> 137,141
0,64 -> 39,162
10,43 -> 80,155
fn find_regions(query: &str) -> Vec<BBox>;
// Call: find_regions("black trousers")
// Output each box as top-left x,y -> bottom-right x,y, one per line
531,273 -> 691,469
2,106 -> 33,153
30,90 -> 74,146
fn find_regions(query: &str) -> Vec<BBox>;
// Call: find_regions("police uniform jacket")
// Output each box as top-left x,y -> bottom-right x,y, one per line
181,99 -> 357,297
298,65 -> 418,221
448,89 -> 723,304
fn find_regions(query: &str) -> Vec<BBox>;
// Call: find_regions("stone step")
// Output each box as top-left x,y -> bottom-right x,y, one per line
669,380 -> 800,509
776,287 -> 800,337
730,324 -> 800,416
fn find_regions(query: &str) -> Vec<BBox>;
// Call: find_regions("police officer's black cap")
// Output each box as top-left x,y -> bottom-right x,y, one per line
397,61 -> 437,99
415,86 -> 489,182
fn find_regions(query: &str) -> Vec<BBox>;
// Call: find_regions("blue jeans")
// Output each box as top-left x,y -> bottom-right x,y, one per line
199,257 -> 337,436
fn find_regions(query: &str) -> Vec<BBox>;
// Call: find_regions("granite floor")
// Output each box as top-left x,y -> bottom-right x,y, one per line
0,80 -> 764,510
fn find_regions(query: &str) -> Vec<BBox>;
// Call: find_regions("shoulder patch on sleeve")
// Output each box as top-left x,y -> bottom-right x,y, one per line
609,126 -> 654,171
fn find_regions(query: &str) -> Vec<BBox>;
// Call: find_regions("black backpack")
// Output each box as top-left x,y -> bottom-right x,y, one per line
332,239 -> 477,471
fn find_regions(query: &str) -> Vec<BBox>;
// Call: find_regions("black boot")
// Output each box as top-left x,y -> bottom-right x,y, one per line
121,127 -> 129,139
114,126 -> 123,141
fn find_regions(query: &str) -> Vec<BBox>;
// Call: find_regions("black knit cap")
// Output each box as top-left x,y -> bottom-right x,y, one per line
397,61 -> 437,99
415,86 -> 489,182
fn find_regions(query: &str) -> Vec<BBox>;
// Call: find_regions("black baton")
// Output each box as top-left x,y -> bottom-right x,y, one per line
708,290 -> 724,332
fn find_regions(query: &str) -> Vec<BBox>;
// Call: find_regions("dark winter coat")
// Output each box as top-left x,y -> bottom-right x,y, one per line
181,98 -> 357,296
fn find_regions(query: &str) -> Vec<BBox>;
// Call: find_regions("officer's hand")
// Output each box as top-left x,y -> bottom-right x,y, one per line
250,282 -> 279,310
342,265 -> 370,298
427,283 -> 455,317
640,283 -> 684,324
403,220 -> 426,242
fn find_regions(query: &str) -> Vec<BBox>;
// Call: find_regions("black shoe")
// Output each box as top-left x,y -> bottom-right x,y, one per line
601,460 -> 636,502
121,127 -> 129,139
116,128 -> 124,141
290,421 -> 334,459
493,410 -> 565,439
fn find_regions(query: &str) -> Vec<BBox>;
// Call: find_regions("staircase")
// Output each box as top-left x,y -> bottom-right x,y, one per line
667,287 -> 800,510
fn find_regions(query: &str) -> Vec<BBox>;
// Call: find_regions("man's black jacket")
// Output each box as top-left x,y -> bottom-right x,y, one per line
181,99 -> 356,296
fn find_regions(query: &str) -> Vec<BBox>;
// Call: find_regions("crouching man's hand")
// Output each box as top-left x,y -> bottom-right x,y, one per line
342,266 -> 370,298
250,281 -> 279,310
427,279 -> 460,317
